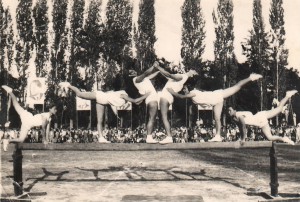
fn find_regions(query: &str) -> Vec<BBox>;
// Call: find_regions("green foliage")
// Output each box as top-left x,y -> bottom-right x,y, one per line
134,0 -> 156,71
181,0 -> 205,71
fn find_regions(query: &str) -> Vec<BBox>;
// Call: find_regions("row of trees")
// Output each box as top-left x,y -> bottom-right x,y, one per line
1,0 -> 299,128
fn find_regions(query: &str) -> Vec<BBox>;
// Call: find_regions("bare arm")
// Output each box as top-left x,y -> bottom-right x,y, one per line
120,92 -> 150,105
167,88 -> 195,99
135,65 -> 156,83
147,71 -> 160,80
155,66 -> 183,81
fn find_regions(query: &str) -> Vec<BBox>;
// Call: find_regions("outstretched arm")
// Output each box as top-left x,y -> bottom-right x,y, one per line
135,63 -> 158,83
120,92 -> 150,105
167,88 -> 195,99
147,71 -> 160,80
155,65 -> 183,81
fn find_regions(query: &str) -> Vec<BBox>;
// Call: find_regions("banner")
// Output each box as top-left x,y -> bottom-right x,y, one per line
198,104 -> 213,110
76,96 -> 91,111
26,77 -> 47,106
117,102 -> 132,111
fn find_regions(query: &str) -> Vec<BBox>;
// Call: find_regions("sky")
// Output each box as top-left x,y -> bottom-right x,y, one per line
2,0 -> 300,71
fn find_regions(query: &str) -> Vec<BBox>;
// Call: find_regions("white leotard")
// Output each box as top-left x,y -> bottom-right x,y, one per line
133,77 -> 159,104
236,111 -> 268,128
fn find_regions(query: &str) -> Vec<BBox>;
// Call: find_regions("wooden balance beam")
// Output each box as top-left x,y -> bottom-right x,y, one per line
2,141 -> 299,202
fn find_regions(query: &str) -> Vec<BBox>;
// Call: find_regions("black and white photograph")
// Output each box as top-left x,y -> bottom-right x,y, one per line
1,0 -> 300,201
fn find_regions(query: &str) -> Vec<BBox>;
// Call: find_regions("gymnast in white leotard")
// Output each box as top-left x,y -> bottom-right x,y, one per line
167,73 -> 263,142
58,82 -> 150,143
228,90 -> 297,145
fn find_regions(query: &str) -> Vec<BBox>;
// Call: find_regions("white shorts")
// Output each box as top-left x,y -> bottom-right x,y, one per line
158,90 -> 174,105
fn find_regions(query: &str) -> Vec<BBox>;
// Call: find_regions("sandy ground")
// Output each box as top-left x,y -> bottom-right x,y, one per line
1,143 -> 300,202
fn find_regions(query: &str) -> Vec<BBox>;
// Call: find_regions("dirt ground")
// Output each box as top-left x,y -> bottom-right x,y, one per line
1,143 -> 300,202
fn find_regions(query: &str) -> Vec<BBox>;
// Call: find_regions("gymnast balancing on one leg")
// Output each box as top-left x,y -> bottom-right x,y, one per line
131,62 -> 161,143
167,73 -> 263,142
228,90 -> 298,145
154,62 -> 198,144
2,85 -> 57,151
58,82 -> 150,143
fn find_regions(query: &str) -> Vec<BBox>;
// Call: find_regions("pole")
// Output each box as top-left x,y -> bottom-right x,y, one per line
13,144 -> 23,196
270,142 -> 279,196
276,52 -> 279,126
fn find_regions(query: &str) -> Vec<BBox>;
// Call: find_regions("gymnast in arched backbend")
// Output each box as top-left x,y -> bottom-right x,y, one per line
1,85 -> 57,151
132,62 -> 161,143
167,73 -> 263,142
228,90 -> 297,145
58,82 -> 150,143
154,63 -> 198,144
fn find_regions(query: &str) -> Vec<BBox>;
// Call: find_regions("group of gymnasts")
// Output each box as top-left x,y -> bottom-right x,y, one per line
1,60 -> 297,151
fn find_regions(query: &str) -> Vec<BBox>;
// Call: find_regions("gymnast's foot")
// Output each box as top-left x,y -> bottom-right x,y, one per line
249,73 -> 263,81
286,90 -> 298,98
208,135 -> 223,142
2,85 -> 13,93
2,139 -> 9,152
159,136 -> 173,144
146,135 -> 158,144
282,137 -> 295,145
98,136 -> 111,143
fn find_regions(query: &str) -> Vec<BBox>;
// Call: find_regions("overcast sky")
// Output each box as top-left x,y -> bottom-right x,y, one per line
3,0 -> 300,71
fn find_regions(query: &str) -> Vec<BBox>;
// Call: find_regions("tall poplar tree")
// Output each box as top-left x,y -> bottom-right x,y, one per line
269,0 -> 288,100
213,0 -> 236,124
33,0 -> 49,77
242,0 -> 270,111
181,0 -> 205,71
135,0 -> 156,71
16,0 -> 34,102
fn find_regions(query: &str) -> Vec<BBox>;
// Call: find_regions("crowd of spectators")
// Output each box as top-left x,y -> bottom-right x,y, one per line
1,119 -> 300,144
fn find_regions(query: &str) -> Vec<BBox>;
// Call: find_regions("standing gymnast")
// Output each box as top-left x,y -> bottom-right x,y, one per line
167,73 -> 263,142
155,63 -> 198,144
2,85 -> 57,151
58,82 -> 150,143
228,90 -> 297,145
132,62 -> 160,143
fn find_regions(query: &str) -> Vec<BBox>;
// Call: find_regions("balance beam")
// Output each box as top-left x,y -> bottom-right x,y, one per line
16,141 -> 272,151
3,141 -> 299,201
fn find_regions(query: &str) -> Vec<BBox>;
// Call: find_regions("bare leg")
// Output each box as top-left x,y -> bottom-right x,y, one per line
213,102 -> 223,136
160,98 -> 171,137
222,77 -> 252,98
147,101 -> 158,136
261,125 -> 294,145
146,101 -> 159,143
208,102 -> 224,142
96,104 -> 105,137
6,92 -> 27,116
265,90 -> 297,119
68,86 -> 97,100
